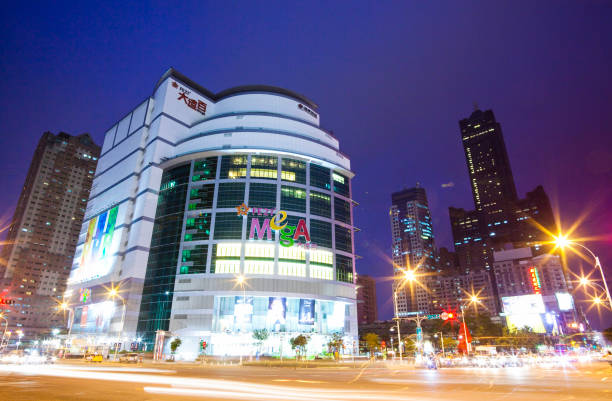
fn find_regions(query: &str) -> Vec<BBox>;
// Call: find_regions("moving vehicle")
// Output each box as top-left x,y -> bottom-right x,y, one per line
85,353 -> 103,362
119,353 -> 141,363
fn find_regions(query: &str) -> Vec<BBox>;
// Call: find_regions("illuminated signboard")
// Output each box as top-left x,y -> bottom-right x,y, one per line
501,294 -> 546,333
79,288 -> 91,303
171,81 -> 207,115
236,203 -> 314,248
529,267 -> 541,294
555,292 -> 574,311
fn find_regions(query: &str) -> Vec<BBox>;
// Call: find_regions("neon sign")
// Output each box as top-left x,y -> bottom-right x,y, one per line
236,203 -> 314,248
529,267 -> 541,294
79,288 -> 91,303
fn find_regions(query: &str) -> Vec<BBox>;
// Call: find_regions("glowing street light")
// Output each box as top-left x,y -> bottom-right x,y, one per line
552,233 -> 611,309
59,301 -> 74,358
460,295 -> 480,355
392,267 -> 419,363
0,313 -> 8,351
107,283 -> 127,361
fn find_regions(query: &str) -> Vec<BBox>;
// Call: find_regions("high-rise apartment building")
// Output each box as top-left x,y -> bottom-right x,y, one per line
0,132 -> 100,337
390,186 -> 437,315
422,270 -> 497,315
356,274 -> 377,325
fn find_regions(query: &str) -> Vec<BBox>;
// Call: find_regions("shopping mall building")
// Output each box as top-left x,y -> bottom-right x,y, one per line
64,68 -> 357,359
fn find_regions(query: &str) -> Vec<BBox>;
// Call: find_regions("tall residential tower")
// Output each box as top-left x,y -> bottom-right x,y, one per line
0,132 -> 100,337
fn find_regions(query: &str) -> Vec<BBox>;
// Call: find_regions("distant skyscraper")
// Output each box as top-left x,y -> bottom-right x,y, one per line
450,108 -> 556,273
356,274 -> 378,325
459,109 -> 517,221
390,186 -> 437,315
0,132 -> 100,337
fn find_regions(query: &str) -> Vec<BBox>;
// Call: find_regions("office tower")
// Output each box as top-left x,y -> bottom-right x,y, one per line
356,274 -> 378,325
450,108 -> 556,272
422,270 -> 497,315
63,68 -> 357,357
0,132 -> 100,337
390,186 -> 437,315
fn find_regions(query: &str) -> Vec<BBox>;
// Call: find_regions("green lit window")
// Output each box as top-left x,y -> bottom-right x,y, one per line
281,185 -> 306,213
334,225 -> 352,253
248,183 -> 277,210
217,183 -> 245,208
188,184 -> 214,210
184,212 -> 211,241
310,219 -> 332,249
219,155 -> 248,179
336,254 -> 353,283
310,164 -> 331,190
310,191 -> 331,218
192,157 -> 217,181
281,158 -> 306,184
180,245 -> 208,274
334,197 -> 351,224
333,172 -> 350,197
213,212 -> 243,240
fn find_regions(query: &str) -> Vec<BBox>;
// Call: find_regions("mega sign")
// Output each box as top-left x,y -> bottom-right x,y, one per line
236,203 -> 314,248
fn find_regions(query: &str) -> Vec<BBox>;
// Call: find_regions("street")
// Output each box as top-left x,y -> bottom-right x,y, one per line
0,361 -> 610,400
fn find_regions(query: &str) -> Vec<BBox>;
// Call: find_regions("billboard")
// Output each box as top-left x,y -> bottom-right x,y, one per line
502,294 -> 546,333
268,297 -> 287,331
73,301 -> 115,333
298,299 -> 315,325
74,206 -> 118,282
555,292 -> 574,311
234,296 -> 253,332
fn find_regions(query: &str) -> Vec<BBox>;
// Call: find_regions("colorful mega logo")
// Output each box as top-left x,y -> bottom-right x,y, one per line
236,203 -> 314,248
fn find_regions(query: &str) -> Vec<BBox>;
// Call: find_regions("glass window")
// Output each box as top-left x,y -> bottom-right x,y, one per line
213,212 -> 244,240
281,158 -> 306,184
310,191 -> 331,218
248,183 -> 277,210
310,164 -> 331,190
192,157 -> 217,181
335,225 -> 353,253
216,182 -> 245,208
280,185 -> 306,213
334,197 -> 351,224
180,245 -> 208,274
219,155 -> 248,179
336,254 -> 353,283
250,155 -> 277,180
184,212 -> 211,241
310,219 -> 332,249
333,172 -> 350,197
188,184 -> 214,210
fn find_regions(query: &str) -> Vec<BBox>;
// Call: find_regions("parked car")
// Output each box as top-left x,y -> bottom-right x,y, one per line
119,353 -> 141,363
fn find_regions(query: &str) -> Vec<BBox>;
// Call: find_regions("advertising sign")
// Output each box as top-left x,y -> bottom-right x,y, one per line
502,294 -> 546,333
234,296 -> 254,330
78,206 -> 118,280
299,299 -> 315,325
267,297 -> 287,331
555,292 -> 574,311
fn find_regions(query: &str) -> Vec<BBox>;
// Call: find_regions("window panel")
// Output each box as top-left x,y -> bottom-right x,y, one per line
310,219 -> 332,249
250,155 -> 277,180
213,213 -> 244,240
334,197 -> 351,224
188,184 -> 214,210
281,158 -> 306,184
219,155 -> 248,179
309,164 -> 331,190
335,225 -> 353,253
217,182 -> 245,208
310,191 -> 331,218
333,172 -> 350,197
248,183 -> 277,210
192,157 -> 217,182
280,185 -> 306,213
336,254 -> 353,283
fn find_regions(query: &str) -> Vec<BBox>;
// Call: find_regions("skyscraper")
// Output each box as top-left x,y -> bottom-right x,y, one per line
390,186 -> 437,315
450,108 -> 556,273
356,274 -> 378,325
0,132 -> 100,337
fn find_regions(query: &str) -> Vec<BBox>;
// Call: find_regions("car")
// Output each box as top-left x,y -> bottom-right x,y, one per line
119,353 -> 141,363
85,353 -> 103,362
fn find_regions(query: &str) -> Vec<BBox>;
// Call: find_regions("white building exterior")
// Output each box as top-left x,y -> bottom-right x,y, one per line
64,68 -> 357,358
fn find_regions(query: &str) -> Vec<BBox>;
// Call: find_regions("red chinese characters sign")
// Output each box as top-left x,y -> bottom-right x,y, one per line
529,267 -> 541,294
172,81 -> 207,115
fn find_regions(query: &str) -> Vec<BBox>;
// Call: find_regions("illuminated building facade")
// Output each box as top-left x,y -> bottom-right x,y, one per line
390,186 -> 437,315
64,68 -> 357,358
0,132 -> 99,338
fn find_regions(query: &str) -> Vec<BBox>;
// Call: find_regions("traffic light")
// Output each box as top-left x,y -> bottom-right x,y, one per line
199,340 -> 207,351
381,340 -> 386,349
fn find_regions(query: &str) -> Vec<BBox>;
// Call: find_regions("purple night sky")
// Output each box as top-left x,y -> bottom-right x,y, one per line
1,2 -> 611,328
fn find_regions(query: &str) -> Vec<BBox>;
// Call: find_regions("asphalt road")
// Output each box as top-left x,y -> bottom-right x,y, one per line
0,360 -> 610,401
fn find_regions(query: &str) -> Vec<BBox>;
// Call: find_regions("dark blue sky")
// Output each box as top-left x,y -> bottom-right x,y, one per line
1,1 -> 611,327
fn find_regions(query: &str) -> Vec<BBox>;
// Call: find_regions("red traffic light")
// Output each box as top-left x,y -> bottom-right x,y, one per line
381,341 -> 386,348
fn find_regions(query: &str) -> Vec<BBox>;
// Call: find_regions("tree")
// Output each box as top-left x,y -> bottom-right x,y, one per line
327,332 -> 344,360
252,329 -> 269,357
290,334 -> 309,360
603,326 -> 612,344
364,332 -> 379,358
442,337 -> 458,351
169,337 -> 182,361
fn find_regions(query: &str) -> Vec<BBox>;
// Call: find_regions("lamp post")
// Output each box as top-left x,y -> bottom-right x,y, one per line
108,285 -> 126,361
16,330 -> 23,351
459,295 -> 480,356
59,302 -> 74,359
0,314 -> 8,351
554,235 -> 611,309
434,331 -> 444,357
392,267 -> 418,362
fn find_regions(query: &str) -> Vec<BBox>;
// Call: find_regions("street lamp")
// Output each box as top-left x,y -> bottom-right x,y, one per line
433,332 -> 445,357
107,284 -> 126,361
459,295 -> 480,355
553,235 -> 611,308
16,330 -> 23,350
393,267 -> 418,362
0,314 -> 8,351
59,301 -> 74,358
